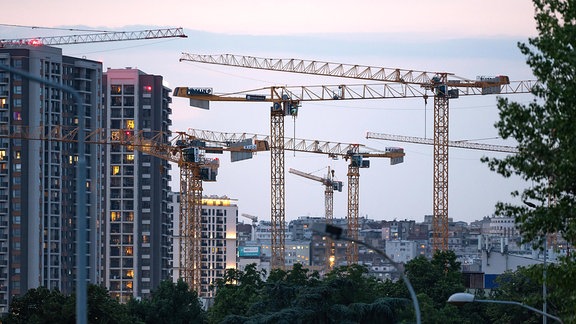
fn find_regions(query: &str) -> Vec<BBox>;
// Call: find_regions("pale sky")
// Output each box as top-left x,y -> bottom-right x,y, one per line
3,1 -> 539,224
5,0 -> 536,37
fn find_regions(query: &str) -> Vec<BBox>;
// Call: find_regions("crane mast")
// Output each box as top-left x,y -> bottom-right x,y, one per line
289,167 -> 342,269
178,53 -> 534,252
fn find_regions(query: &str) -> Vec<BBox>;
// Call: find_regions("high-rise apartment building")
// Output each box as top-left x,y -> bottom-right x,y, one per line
0,46 -> 103,312
172,194 -> 238,298
200,196 -> 237,298
102,68 -> 172,302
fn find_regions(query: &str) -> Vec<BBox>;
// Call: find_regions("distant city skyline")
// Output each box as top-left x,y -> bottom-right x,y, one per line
2,2 -> 539,224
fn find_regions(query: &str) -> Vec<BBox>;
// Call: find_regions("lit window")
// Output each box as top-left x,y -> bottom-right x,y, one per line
111,212 -> 120,222
125,120 -> 134,129
13,112 -> 21,121
0,150 -> 5,160
111,85 -> 122,94
125,269 -> 134,278
112,165 -> 120,175
0,98 -> 5,108
111,130 -> 120,141
124,247 -> 133,256
126,154 -> 134,162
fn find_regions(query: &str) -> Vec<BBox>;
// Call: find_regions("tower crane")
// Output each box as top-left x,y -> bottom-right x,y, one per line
241,213 -> 259,241
0,125 -> 268,295
186,127 -> 405,264
0,27 -> 187,47
289,167 -> 342,269
178,53 -> 537,252
289,167 -> 342,223
366,132 -> 519,153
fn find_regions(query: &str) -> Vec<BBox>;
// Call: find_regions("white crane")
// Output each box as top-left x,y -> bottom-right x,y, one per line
241,213 -> 258,241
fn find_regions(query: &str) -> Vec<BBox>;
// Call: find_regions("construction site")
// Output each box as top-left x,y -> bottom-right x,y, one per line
0,20 -> 539,313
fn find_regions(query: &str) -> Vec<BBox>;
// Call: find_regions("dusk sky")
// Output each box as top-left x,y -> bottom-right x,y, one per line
2,1 -> 539,224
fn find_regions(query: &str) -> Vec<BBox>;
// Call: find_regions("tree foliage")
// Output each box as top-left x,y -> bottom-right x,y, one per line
1,286 -> 73,324
208,263 -> 411,323
129,279 -> 206,324
481,2 -> 576,321
483,0 -> 576,246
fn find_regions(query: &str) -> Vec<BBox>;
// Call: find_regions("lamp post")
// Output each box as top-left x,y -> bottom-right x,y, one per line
447,293 -> 563,323
312,223 -> 421,324
524,200 -> 548,324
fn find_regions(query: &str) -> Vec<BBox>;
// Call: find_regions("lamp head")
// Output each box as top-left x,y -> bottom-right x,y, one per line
447,293 -> 475,306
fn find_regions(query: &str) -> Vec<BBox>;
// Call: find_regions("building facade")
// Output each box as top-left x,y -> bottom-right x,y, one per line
102,68 -> 172,302
0,46 -> 103,312
199,196 -> 237,298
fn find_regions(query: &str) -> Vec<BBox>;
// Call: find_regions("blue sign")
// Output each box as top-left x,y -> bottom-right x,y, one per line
238,246 -> 260,257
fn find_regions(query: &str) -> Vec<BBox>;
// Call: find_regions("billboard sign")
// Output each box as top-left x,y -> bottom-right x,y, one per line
238,246 -> 261,257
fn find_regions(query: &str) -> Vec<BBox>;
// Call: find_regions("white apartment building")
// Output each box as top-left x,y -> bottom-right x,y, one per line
385,240 -> 418,263
172,195 -> 238,297
489,216 -> 519,237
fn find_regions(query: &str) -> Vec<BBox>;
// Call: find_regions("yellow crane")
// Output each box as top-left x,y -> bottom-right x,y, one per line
178,53 -> 536,252
185,127 -> 404,265
0,125 -> 267,294
289,167 -> 341,269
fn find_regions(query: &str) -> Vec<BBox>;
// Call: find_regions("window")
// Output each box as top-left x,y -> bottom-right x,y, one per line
111,212 -> 120,222
124,269 -> 134,278
13,112 -> 21,121
111,85 -> 122,94
124,212 -> 134,221
112,165 -> 120,175
123,96 -> 134,106
111,97 -> 122,106
124,85 -> 134,94
125,120 -> 134,129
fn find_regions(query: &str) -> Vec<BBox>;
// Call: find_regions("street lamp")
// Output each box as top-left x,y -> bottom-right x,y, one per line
524,199 -> 548,324
447,293 -> 563,323
312,223 -> 421,324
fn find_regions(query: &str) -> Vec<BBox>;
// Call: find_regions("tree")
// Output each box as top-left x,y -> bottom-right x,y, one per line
403,251 -> 465,309
1,287 -> 73,324
481,2 -> 576,321
207,264 -> 266,323
135,280 -> 205,324
482,0 -> 576,247
85,285 -> 132,323
1,285 -> 132,324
